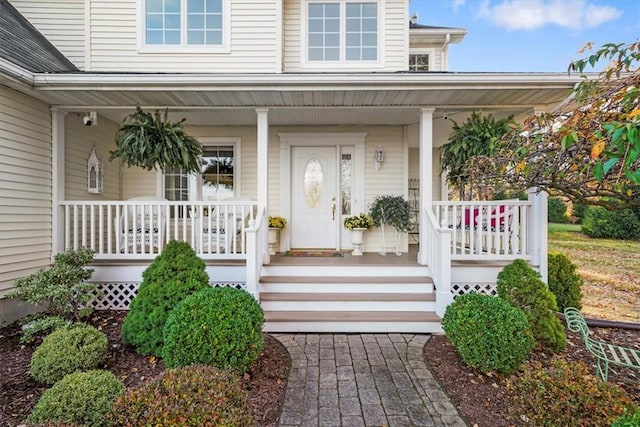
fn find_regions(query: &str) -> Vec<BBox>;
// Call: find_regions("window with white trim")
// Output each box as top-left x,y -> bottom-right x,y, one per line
307,1 -> 378,62
164,144 -> 237,202
144,0 -> 224,47
409,53 -> 430,72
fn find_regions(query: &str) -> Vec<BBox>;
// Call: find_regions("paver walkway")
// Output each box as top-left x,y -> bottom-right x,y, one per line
273,334 -> 466,427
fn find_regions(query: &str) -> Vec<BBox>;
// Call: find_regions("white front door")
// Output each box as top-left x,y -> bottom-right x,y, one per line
291,146 -> 338,249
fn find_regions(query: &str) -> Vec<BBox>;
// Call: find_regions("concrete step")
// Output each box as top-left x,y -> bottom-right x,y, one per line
259,276 -> 434,294
261,264 -> 432,278
263,310 -> 442,333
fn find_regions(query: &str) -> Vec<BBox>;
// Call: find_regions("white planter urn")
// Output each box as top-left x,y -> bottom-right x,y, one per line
350,228 -> 367,256
268,227 -> 280,255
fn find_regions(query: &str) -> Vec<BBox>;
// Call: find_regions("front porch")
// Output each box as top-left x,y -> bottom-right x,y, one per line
65,194 -> 547,332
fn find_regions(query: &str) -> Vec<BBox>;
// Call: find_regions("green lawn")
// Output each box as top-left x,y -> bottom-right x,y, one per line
548,223 -> 640,322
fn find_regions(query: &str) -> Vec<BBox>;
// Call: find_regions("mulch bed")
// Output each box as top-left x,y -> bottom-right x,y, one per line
0,310 -> 290,427
424,326 -> 640,427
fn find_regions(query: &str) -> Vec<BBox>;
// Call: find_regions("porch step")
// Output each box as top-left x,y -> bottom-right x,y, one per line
259,268 -> 440,333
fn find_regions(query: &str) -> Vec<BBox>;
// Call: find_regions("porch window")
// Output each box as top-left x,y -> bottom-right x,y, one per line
409,53 -> 430,72
144,0 -> 226,47
163,144 -> 236,202
307,1 -> 378,62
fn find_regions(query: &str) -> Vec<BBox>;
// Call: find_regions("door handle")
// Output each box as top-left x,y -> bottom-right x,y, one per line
331,197 -> 336,221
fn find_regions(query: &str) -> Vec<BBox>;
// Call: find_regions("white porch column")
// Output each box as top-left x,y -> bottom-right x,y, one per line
528,188 -> 548,283
256,108 -> 269,209
418,108 -> 435,265
51,108 -> 67,259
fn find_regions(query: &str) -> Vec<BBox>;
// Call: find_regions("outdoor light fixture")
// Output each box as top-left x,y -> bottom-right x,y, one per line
374,146 -> 384,170
87,147 -> 103,194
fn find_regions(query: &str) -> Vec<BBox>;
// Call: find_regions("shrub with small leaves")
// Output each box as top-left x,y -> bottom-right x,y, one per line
28,370 -> 124,427
121,240 -> 209,356
8,248 -> 99,322
163,287 -> 264,371
581,206 -> 640,240
19,315 -> 73,345
30,324 -> 108,385
611,408 -> 640,427
497,259 -> 567,352
442,292 -> 535,375
547,252 -> 583,311
110,365 -> 253,426
548,197 -> 568,223
507,358 -> 636,427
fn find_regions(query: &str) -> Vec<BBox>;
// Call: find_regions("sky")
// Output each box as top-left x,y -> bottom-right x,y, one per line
408,0 -> 640,72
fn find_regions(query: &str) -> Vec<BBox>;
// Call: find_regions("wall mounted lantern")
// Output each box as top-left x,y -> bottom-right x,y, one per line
374,146 -> 384,170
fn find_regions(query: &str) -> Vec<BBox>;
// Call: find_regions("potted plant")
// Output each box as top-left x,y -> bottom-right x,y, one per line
267,216 -> 287,255
343,213 -> 375,256
109,107 -> 202,173
368,195 -> 411,256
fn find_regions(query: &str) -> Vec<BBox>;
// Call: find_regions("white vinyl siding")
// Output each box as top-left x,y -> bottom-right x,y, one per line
0,87 -> 53,296
89,0 -> 278,72
11,0 -> 85,70
64,114 -> 120,201
284,0 -> 407,72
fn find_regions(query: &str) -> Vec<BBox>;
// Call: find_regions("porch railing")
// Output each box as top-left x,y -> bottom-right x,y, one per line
433,199 -> 533,261
424,208 -> 453,317
59,200 -> 257,260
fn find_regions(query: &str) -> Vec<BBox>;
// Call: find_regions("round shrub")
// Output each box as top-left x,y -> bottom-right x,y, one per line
122,240 -> 209,356
30,324 -> 108,385
507,358 -> 636,426
548,197 -> 568,223
497,259 -> 567,352
163,287 -> 264,371
442,292 -> 535,375
581,206 -> 640,240
28,370 -> 124,427
110,365 -> 253,426
547,252 -> 583,311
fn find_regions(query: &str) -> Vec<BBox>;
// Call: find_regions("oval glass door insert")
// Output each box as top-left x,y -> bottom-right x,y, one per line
304,159 -> 323,208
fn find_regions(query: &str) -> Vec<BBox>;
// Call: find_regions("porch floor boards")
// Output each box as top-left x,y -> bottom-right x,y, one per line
269,247 -> 420,266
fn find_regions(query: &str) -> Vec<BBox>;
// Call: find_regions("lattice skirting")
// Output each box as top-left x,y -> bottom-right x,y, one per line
451,282 -> 497,297
90,281 -> 248,310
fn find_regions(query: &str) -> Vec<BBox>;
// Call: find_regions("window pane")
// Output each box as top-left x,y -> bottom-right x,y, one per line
346,47 -> 360,60
309,34 -> 323,47
165,0 -> 180,13
362,33 -> 376,46
346,18 -> 360,32
325,33 -> 339,47
206,30 -> 222,44
346,33 -> 360,46
345,3 -> 360,17
341,154 -> 352,215
202,146 -> 235,201
165,14 -> 180,29
188,30 -> 205,44
165,30 -> 181,44
362,47 -> 376,60
362,17 -> 377,31
206,14 -> 222,29
146,29 -> 163,44
325,47 -> 339,60
325,3 -> 339,17
304,159 -> 323,208
188,14 -> 204,29
147,14 -> 163,29
206,0 -> 222,13
187,0 -> 204,13
325,18 -> 339,33
309,47 -> 323,60
147,0 -> 163,13
362,3 -> 377,17
309,4 -> 324,18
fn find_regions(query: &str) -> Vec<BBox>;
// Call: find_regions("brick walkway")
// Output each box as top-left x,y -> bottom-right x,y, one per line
273,334 -> 466,427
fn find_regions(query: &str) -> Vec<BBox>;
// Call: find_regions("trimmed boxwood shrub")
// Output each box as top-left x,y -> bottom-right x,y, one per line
547,252 -> 583,311
442,292 -> 535,375
28,370 -> 124,427
121,240 -> 209,356
497,260 -> 567,352
507,358 -> 636,426
163,287 -> 264,371
548,197 -> 568,223
110,365 -> 253,426
581,206 -> 640,240
30,324 -> 108,385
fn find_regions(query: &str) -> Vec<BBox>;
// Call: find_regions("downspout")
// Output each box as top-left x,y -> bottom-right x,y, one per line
442,33 -> 451,71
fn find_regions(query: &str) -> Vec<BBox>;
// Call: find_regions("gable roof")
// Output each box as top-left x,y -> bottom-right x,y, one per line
0,0 -> 77,73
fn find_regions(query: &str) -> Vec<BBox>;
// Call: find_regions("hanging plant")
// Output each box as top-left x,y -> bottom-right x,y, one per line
109,106 -> 202,173
369,195 -> 411,232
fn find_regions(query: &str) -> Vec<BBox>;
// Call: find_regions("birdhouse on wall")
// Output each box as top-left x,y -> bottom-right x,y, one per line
87,147 -> 103,194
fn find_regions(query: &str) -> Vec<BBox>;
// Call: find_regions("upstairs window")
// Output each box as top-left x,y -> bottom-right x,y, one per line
307,1 -> 378,62
409,53 -> 430,72
144,0 -> 225,47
